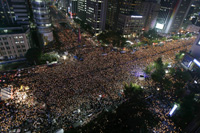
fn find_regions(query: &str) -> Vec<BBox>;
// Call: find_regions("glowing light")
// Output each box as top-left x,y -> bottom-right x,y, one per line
194,80 -> 197,84
188,61 -> 192,68
131,15 -> 143,18
169,104 -> 178,116
193,59 -> 200,67
63,55 -> 67,60
165,70 -> 169,74
156,23 -> 164,29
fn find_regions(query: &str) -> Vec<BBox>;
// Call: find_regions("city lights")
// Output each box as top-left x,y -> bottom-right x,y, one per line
169,104 -> 178,116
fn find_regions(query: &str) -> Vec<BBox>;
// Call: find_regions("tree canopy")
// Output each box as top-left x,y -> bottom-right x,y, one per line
25,47 -> 42,64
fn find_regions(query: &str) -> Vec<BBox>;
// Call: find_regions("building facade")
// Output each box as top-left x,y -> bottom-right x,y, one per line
139,1 -> 160,32
0,0 -> 30,27
0,27 -> 31,60
105,0 -> 119,30
85,0 -> 107,35
117,13 -> 144,38
77,0 -> 86,21
31,0 -> 53,46
156,0 -> 193,34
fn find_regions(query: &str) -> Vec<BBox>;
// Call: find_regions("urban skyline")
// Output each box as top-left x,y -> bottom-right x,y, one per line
0,0 -> 200,132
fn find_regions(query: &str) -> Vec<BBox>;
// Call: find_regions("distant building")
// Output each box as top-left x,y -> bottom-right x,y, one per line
85,0 -> 107,35
77,0 -> 86,21
31,0 -> 53,46
182,32 -> 200,71
115,0 -> 144,38
68,0 -> 78,18
139,1 -> 160,32
155,0 -> 193,34
105,0 -> 119,30
0,27 -> 31,60
117,13 -> 144,38
0,0 -> 30,27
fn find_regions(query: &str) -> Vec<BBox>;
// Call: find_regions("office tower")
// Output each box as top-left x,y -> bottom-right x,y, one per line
156,0 -> 193,34
0,27 -> 31,60
165,0 -> 193,33
139,1 -> 160,32
77,0 -> 86,21
68,0 -> 78,17
155,0 -> 175,34
31,0 -> 53,46
116,0 -> 144,38
0,0 -> 30,27
117,13 -> 144,38
182,32 -> 200,71
106,0 -> 119,30
86,0 -> 107,35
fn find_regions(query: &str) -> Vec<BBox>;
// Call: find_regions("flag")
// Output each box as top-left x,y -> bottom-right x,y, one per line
78,28 -> 81,43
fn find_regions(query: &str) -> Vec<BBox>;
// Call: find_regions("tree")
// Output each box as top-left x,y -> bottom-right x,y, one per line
25,47 -> 42,65
186,33 -> 192,38
151,57 -> 165,84
124,83 -> 143,98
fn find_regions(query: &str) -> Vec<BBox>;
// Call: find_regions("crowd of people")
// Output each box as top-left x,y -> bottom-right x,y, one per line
0,21 -> 196,132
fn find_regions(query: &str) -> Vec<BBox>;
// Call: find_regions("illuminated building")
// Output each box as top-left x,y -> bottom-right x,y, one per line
116,0 -> 144,38
117,13 -> 144,38
0,27 -> 31,60
66,0 -> 78,18
105,0 -> 119,30
77,0 -> 86,21
31,0 -> 53,46
138,1 -> 160,32
182,32 -> 200,70
85,0 -> 108,35
0,0 -> 30,27
156,0 -> 193,34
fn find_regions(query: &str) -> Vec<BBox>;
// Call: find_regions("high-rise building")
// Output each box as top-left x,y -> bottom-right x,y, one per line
105,0 -> 119,30
116,0 -> 144,38
68,0 -> 78,17
85,0 -> 107,35
0,27 -> 31,60
31,0 -> 53,46
165,0 -> 193,33
0,0 -> 30,27
155,0 -> 175,34
77,0 -> 86,21
181,32 -> 200,71
138,1 -> 160,32
155,0 -> 193,34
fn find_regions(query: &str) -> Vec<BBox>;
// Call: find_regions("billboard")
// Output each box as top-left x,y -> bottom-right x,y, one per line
156,23 -> 164,29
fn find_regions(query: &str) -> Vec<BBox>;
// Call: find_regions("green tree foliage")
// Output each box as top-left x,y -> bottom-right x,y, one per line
25,47 -> 42,64
39,53 -> 58,64
172,35 -> 179,40
186,33 -> 192,38
124,83 -> 143,98
97,31 -> 127,47
151,57 -> 165,84
143,29 -> 160,39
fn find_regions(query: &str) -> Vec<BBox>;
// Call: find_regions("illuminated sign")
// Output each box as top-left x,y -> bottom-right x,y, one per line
131,15 -> 143,18
156,23 -> 164,29
169,104 -> 178,116
198,40 -> 200,45
188,61 -> 192,68
193,59 -> 200,67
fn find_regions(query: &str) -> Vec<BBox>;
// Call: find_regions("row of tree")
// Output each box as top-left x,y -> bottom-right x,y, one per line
25,47 -> 58,65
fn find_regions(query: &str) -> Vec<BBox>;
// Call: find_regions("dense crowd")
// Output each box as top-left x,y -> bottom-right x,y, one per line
0,22 -> 196,132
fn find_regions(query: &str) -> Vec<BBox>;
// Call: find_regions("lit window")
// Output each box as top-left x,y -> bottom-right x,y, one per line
19,36 -> 23,38
20,41 -> 24,43
15,42 -> 19,44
